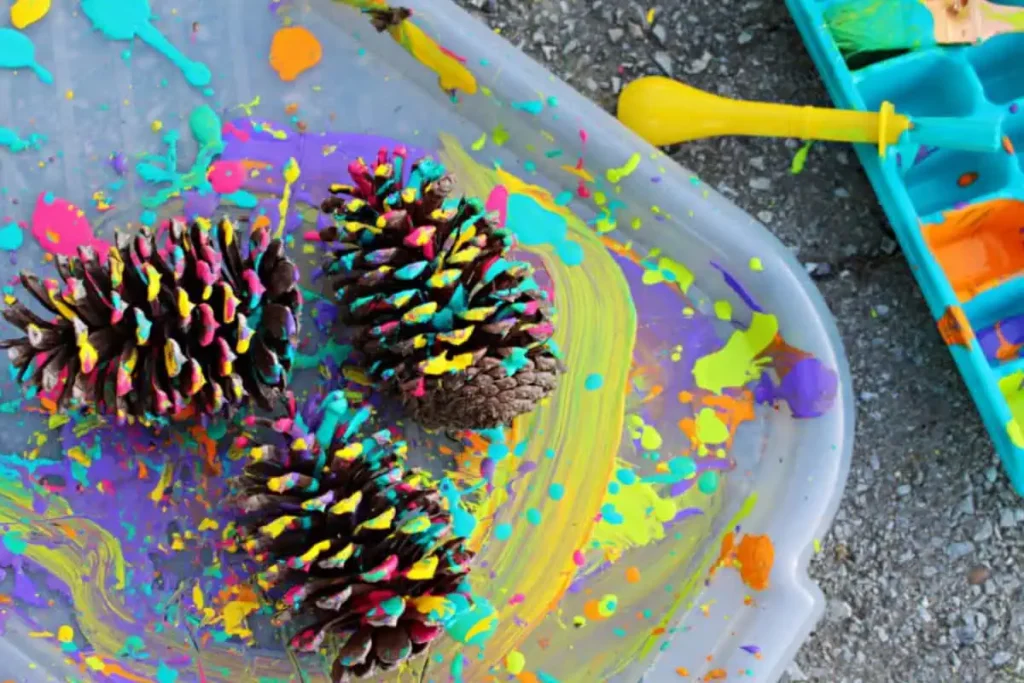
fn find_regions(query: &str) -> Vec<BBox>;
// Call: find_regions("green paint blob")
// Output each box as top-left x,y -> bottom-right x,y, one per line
693,312 -> 778,394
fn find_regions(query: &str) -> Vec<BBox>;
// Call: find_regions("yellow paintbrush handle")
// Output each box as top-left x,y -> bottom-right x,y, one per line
617,76 -> 911,155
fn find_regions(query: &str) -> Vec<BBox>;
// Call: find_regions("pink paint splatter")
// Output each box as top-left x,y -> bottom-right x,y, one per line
222,121 -> 250,142
485,185 -> 509,226
31,193 -> 110,261
438,45 -> 468,64
572,549 -> 585,566
207,160 -> 246,194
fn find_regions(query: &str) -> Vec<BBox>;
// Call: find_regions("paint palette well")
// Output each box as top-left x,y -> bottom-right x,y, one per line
787,0 -> 1024,491
0,1 -> 851,681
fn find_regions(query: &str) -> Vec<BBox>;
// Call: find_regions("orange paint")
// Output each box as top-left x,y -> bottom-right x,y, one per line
583,599 -> 609,621
704,669 -> 728,681
625,566 -> 641,583
269,26 -> 322,82
710,532 -> 775,591
675,667 -> 690,677
994,322 -> 1023,362
1004,135 -> 1015,155
923,199 -> 1024,300
517,674 -> 540,683
937,305 -> 973,348
735,534 -> 774,591
957,171 -> 979,187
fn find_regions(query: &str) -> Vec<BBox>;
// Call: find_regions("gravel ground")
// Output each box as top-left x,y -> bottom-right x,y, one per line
450,0 -> 1024,680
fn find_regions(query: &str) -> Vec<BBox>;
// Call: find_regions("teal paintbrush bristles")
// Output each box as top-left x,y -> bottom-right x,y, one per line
823,0 -> 937,54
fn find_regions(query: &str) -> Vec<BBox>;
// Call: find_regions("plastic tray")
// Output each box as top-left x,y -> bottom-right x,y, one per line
0,0 -> 853,680
786,0 -> 1024,494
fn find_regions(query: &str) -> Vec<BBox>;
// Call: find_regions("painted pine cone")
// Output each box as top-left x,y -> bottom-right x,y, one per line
233,390 -> 474,681
314,147 -> 562,430
0,217 -> 301,423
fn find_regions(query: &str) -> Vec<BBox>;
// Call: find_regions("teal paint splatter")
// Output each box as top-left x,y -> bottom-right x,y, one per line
616,468 -> 636,485
526,508 -> 542,525
538,672 -> 561,683
501,347 -> 530,376
440,478 -> 483,538
505,193 -> 583,266
140,210 -> 157,226
0,28 -> 52,83
1,531 -> 25,555
697,470 -> 720,495
0,222 -> 24,251
155,661 -> 178,683
511,100 -> 544,115
641,456 -> 696,485
487,442 -> 510,461
584,373 -> 603,391
600,503 -> 624,525
548,483 -> 564,500
494,523 -> 512,541
0,127 -> 45,153
222,189 -> 258,208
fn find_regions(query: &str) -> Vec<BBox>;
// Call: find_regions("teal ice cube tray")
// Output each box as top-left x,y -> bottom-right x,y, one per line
786,0 -> 1024,493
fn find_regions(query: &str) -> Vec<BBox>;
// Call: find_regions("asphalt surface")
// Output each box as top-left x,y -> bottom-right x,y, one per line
451,0 -> 1024,680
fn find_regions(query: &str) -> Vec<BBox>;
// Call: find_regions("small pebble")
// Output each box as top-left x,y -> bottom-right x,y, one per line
967,565 -> 990,585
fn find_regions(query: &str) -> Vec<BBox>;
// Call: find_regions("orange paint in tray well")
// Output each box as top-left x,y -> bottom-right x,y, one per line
923,199 -> 1024,301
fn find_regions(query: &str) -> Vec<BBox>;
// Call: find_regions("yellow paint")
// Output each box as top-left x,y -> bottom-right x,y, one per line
693,311 -> 778,393
355,507 -> 395,533
435,134 -> 636,676
329,491 -> 362,516
695,408 -> 729,444
420,349 -> 475,375
148,462 -> 174,502
10,0 -> 50,29
605,153 -> 642,184
275,158 -> 300,239
405,554 -> 439,580
260,515 -> 296,539
591,461 -> 678,551
57,624 -> 74,643
999,371 -> 1024,448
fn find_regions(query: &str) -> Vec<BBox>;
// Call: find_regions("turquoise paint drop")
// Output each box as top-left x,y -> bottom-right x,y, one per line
140,210 -> 157,226
698,470 -> 720,495
526,508 -> 542,525
494,523 -> 512,541
548,483 -> 565,500
584,373 -> 604,391
511,100 -> 544,115
616,468 -> 636,485
0,29 -> 53,83
155,661 -> 178,683
487,442 -> 510,461
505,193 -> 584,266
0,222 -> 24,251
601,503 -> 624,525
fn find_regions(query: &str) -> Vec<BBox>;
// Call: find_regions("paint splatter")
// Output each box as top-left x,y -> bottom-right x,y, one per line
80,0 -> 211,87
269,26 -> 322,81
0,28 -> 52,83
10,0 -> 51,29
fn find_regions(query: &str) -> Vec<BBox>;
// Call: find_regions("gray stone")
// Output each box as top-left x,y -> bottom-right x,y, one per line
1000,508 -> 1016,528
974,520 -> 994,543
994,651 -> 1013,667
947,541 -> 976,559
749,176 -> 771,191
607,27 -> 623,43
651,23 -> 667,44
652,51 -> 673,77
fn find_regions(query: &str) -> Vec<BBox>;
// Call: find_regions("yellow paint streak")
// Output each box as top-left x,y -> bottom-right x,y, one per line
435,134 -> 636,674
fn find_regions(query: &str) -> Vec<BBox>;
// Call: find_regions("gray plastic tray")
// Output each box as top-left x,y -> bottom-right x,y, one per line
0,0 -> 852,681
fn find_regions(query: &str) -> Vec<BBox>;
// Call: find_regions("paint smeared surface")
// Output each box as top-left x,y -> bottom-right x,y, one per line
0,2 -> 846,680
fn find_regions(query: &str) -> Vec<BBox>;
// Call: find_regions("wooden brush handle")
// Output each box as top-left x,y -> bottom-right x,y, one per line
932,0 -> 1024,43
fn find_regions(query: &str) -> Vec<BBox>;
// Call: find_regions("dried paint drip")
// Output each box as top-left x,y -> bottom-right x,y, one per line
81,0 -> 211,87
0,27 -> 53,83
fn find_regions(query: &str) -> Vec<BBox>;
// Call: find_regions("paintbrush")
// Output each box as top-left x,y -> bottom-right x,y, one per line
616,76 -> 1002,154
823,0 -> 1024,54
